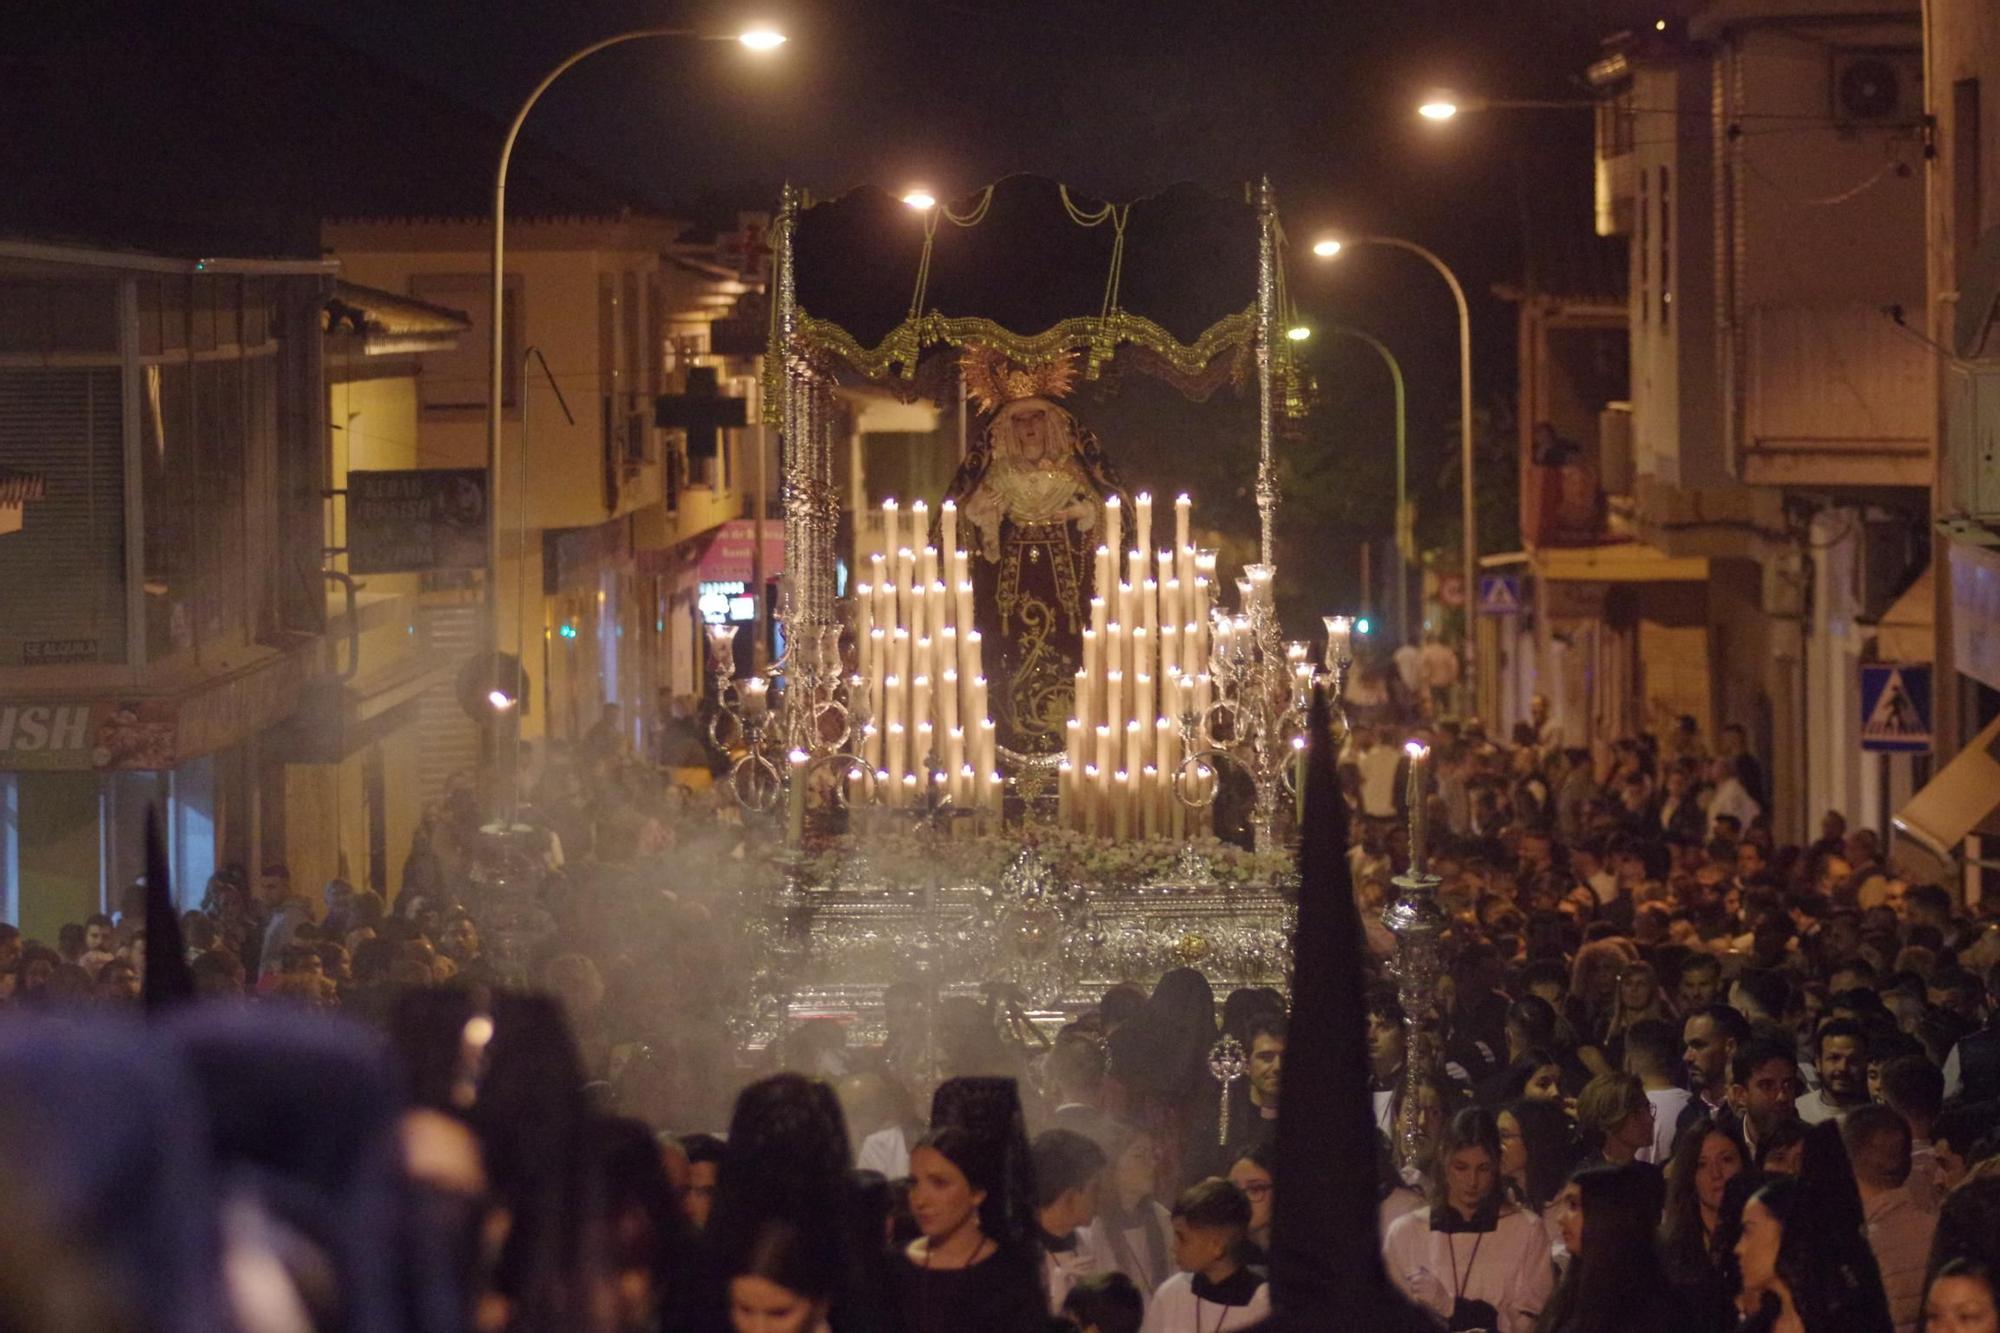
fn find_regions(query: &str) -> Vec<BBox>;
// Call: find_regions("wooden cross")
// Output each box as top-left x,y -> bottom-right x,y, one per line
654,366 -> 746,461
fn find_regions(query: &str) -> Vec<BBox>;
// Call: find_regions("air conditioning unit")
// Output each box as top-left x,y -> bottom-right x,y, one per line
1830,49 -> 1923,128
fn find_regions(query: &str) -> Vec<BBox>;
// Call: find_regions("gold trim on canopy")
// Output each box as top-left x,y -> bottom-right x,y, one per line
802,305 -> 1255,379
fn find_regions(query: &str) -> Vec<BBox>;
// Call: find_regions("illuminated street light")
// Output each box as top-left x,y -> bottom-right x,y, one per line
1314,234 -> 1479,713
1418,99 -> 1459,121
484,23 -> 782,825
902,190 -> 938,210
1285,324 -> 1312,342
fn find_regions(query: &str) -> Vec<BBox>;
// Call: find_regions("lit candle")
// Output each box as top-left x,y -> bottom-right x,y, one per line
1106,670 -> 1124,753
917,539 -> 937,599
1142,763 -> 1160,838
739,675 -> 770,719
1083,763 -> 1102,835
941,498 -> 958,555
1058,759 -> 1074,828
1095,545 -> 1114,601
1079,632 -> 1099,729
956,580 -> 976,638
982,767 -> 1001,816
1324,614 -> 1354,666
1405,741 -> 1431,873
1246,562 -> 1274,609
915,721 -> 935,780
885,719 -> 906,792
896,547 -> 917,625
910,499 -> 928,555
1133,664 -> 1152,753
911,674 -> 931,741
1125,719 -> 1144,784
940,661 -> 960,738
946,724 -> 966,796
855,583 -> 875,679
1134,492 -> 1153,558
1154,715 -> 1176,814
1095,724 -> 1113,786
1113,770 -> 1132,841
1104,494 -> 1122,558
977,713 -> 996,776
881,498 -> 899,559
910,582 -> 929,646
787,749 -> 809,844
901,771 -> 919,810
960,630 -> 982,698
1089,595 -> 1108,641
1127,547 -> 1147,592
1160,621 -> 1181,683
1174,494 -> 1192,572
960,763 -> 977,812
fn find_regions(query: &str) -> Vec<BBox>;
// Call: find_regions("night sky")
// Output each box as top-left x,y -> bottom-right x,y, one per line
26,0 -> 1673,622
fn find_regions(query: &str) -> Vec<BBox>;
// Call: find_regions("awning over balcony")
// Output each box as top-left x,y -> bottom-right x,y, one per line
1893,712 -> 2000,866
1872,565 -> 1935,663
1533,542 -> 1708,583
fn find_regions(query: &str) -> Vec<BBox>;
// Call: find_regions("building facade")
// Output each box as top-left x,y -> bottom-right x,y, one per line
1561,0 -> 1932,842
321,214 -> 767,806
0,241 -> 332,936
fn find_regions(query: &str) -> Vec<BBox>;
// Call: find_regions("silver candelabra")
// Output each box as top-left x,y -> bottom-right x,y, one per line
1382,741 -> 1446,1173
705,620 -> 869,841
1173,568 -> 1354,854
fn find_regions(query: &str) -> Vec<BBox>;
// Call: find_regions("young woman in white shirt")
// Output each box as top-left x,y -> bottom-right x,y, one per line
1381,1106 -> 1555,1333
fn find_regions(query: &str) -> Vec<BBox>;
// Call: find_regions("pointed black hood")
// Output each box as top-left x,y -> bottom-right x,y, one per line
1262,688 -> 1431,1330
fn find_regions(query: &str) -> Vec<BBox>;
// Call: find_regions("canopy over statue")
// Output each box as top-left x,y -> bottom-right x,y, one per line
761,173 -> 1302,835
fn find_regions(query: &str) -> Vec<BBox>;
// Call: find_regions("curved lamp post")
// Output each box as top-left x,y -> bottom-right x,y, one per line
482,24 -> 784,819
1314,235 -> 1476,715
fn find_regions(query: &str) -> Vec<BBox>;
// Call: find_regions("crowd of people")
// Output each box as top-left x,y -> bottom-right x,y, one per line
1,693 -> 1999,1333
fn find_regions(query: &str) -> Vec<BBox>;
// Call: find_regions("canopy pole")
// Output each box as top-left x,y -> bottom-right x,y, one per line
1255,177 -> 1279,567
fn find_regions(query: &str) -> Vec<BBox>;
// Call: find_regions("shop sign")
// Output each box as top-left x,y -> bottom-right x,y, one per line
698,580 -> 758,624
21,639 -> 99,665
0,700 -> 177,771
347,469 -> 487,574
696,520 -> 785,584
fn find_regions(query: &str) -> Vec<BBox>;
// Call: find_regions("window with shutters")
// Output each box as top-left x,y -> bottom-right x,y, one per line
138,273 -> 283,665
0,362 -> 128,666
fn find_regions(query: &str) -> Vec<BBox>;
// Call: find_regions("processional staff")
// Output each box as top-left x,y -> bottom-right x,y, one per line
1383,740 -> 1447,1174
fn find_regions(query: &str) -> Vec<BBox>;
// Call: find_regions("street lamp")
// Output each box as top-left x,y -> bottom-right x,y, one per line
1415,89 -> 1593,120
1317,325 -> 1410,648
901,190 -> 938,210
1314,234 -> 1477,715
484,23 -> 784,818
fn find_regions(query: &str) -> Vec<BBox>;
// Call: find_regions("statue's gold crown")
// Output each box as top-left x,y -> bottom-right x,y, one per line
959,345 -> 1078,416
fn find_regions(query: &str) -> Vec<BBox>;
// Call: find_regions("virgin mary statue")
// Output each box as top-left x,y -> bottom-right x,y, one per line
938,346 -> 1130,763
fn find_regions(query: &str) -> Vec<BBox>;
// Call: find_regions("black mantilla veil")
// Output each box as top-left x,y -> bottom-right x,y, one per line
935,348 -> 1132,761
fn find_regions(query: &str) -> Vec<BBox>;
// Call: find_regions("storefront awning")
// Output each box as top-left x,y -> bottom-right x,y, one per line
1893,712 -> 2000,864
1871,565 -> 1934,663
695,519 -> 785,584
1532,542 -> 1709,583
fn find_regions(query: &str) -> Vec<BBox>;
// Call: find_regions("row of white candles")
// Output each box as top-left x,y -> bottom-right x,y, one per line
853,497 -> 999,810
1059,491 -> 1217,839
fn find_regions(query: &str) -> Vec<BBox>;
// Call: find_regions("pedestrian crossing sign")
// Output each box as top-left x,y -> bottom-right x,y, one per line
1859,663 -> 1932,754
1477,574 -> 1522,616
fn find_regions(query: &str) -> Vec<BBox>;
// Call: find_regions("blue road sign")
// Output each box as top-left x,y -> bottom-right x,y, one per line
1477,574 -> 1522,616
1859,663 -> 1932,754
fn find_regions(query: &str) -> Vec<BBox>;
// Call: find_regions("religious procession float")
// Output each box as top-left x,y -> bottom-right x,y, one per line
691,175 -> 1442,1051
